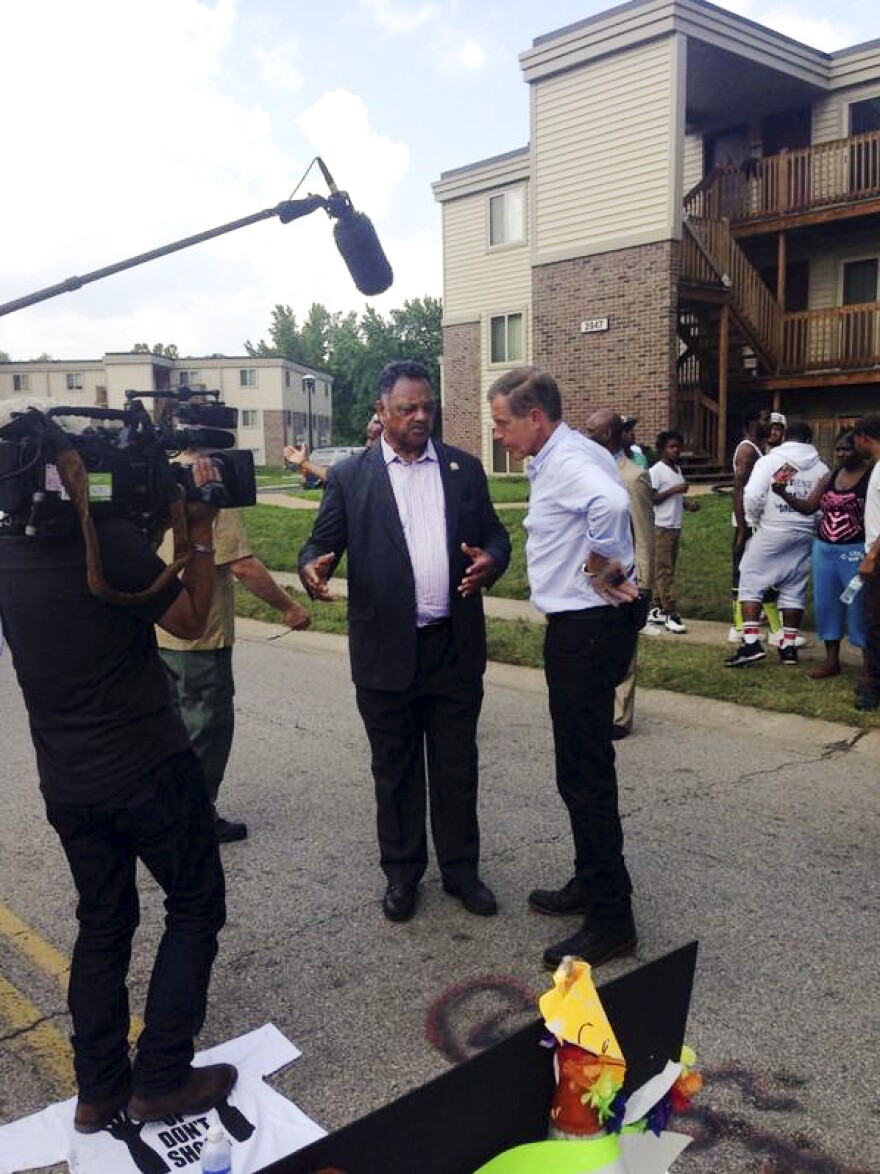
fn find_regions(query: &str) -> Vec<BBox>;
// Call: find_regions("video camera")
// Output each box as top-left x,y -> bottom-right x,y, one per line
0,387 -> 256,539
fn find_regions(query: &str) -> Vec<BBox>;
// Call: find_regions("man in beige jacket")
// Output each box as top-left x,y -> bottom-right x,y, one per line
586,410 -> 655,738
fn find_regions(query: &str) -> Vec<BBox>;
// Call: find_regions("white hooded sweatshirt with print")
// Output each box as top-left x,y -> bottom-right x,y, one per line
743,440 -> 829,532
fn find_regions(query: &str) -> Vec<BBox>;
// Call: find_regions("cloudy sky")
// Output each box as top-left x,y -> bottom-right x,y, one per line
1,0 -> 876,362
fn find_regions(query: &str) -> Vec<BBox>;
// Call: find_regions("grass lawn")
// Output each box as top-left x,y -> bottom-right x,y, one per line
235,484 -> 871,726
237,589 -> 878,729
239,490 -> 776,623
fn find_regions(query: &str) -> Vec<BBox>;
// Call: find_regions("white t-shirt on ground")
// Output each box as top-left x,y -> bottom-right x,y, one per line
0,1024 -> 325,1174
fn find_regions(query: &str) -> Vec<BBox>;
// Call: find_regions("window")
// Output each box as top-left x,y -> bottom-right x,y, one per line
490,312 -> 524,364
284,370 -> 291,388
842,258 -> 878,305
849,97 -> 880,136
239,368 -> 257,387
13,373 -> 29,391
178,370 -> 201,386
241,409 -> 259,428
489,188 -> 525,247
841,258 -> 878,363
66,373 -> 83,390
491,436 -> 524,475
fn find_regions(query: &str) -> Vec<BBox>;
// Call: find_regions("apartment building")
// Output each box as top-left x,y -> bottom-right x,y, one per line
433,0 -> 880,470
0,352 -> 332,466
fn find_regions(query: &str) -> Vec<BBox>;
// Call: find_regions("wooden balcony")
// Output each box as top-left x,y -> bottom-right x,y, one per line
684,130 -> 880,229
781,303 -> 880,374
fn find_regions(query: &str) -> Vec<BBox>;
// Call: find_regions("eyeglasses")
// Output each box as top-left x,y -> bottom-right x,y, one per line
388,401 -> 437,418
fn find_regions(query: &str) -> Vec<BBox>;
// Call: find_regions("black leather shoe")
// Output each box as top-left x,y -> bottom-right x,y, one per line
128,1063 -> 238,1123
442,876 -> 498,916
542,914 -> 637,971
382,882 -> 418,922
855,684 -> 880,711
74,1076 -> 131,1134
528,878 -> 589,917
214,812 -> 248,843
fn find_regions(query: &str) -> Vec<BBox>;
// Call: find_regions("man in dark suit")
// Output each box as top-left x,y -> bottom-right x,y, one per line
299,360 -> 511,922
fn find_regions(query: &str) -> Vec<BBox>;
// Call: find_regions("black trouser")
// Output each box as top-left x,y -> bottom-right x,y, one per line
45,750 -> 226,1101
355,623 -> 483,889
543,606 -> 638,924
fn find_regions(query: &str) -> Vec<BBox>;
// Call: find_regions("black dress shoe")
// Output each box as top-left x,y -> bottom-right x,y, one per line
128,1063 -> 238,1123
214,812 -> 248,843
528,878 -> 589,916
382,882 -> 418,922
74,1076 -> 131,1134
442,876 -> 498,916
542,914 -> 637,971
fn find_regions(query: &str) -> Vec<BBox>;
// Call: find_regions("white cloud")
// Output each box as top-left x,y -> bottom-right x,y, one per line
715,1 -> 859,50
452,37 -> 487,73
256,42 -> 305,97
296,90 -> 409,217
357,0 -> 441,35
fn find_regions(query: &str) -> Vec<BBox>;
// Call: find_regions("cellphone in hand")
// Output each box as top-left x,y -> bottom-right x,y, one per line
772,462 -> 798,486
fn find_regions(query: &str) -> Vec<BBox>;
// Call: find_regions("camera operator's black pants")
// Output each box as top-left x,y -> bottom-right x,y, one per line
544,605 -> 637,924
45,750 -> 226,1102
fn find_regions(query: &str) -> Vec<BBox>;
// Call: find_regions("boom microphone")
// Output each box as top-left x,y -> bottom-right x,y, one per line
331,199 -> 394,297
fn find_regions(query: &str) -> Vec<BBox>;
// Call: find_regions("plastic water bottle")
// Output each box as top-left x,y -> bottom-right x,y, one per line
200,1124 -> 232,1174
840,574 -> 863,605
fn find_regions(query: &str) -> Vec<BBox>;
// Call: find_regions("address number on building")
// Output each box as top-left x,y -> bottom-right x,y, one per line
580,317 -> 609,334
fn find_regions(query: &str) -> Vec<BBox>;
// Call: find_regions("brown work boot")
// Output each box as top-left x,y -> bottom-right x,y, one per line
74,1076 -> 131,1134
128,1063 -> 237,1123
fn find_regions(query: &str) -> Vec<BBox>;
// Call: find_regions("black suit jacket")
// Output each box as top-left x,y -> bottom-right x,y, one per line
299,442 -> 511,691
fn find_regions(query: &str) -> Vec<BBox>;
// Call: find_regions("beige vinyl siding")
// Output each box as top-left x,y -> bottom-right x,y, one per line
813,83 -> 880,144
441,194 -> 532,324
533,37 -> 678,260
808,232 -> 880,310
682,131 -> 703,195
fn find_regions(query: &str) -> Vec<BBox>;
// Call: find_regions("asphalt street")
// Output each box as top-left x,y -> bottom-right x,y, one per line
1,619 -> 877,1174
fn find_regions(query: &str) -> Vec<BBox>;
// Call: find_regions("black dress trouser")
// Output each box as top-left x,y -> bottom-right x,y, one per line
543,604 -> 638,924
355,623 -> 483,889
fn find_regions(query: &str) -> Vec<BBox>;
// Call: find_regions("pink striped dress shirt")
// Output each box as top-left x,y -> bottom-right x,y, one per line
382,437 -> 449,625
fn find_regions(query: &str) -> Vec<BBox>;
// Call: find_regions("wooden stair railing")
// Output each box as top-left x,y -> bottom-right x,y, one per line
682,216 -> 781,371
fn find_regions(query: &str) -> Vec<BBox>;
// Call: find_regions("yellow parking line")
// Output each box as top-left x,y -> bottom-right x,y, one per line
0,973 -> 75,1095
0,901 -> 144,1042
0,902 -> 71,989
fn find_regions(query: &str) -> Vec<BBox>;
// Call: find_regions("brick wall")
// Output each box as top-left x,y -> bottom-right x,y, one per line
262,410 -> 285,464
532,241 -> 679,450
441,321 -> 482,456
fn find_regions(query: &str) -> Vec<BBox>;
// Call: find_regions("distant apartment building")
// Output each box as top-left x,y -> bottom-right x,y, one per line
0,352 -> 332,465
433,0 -> 880,471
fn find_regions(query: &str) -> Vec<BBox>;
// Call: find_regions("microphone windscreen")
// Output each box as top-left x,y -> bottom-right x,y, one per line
333,211 -> 393,296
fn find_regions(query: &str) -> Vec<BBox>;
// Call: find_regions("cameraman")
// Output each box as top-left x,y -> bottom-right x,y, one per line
0,457 -> 237,1131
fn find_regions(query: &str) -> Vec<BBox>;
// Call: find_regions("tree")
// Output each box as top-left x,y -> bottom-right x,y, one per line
244,295 -> 442,443
0,350 -> 10,363
132,342 -> 179,359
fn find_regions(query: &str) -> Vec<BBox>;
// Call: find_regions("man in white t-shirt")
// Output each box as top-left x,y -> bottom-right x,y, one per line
853,415 -> 880,710
648,430 -> 700,634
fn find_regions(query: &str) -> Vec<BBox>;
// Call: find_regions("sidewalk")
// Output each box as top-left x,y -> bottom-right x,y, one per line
268,570 -> 861,667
